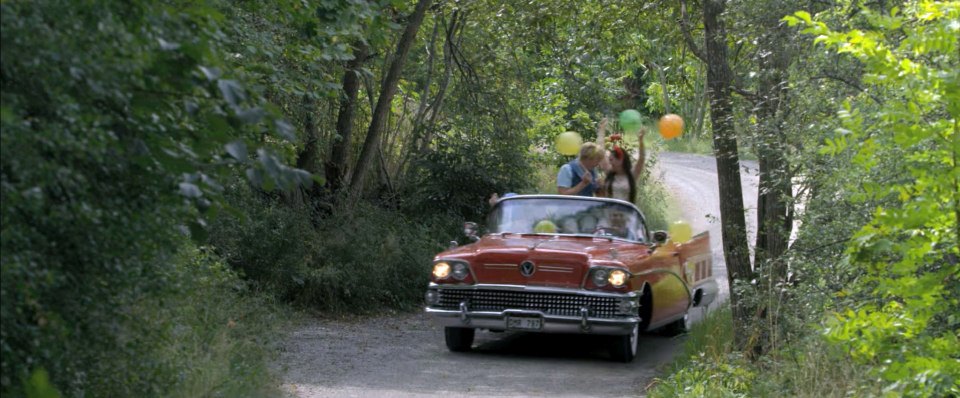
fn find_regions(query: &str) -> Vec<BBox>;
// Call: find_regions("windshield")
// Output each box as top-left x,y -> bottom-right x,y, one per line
487,197 -> 647,242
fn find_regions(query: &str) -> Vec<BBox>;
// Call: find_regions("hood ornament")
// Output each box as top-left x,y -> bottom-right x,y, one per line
519,261 -> 536,277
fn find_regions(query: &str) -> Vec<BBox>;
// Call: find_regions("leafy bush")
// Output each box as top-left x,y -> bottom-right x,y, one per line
0,0 -> 303,395
299,202 -> 456,312
207,184 -> 320,301
1,239 -> 284,397
209,184 -> 458,313
406,126 -> 534,223
786,3 -> 960,395
137,246 -> 286,398
648,306 -> 883,398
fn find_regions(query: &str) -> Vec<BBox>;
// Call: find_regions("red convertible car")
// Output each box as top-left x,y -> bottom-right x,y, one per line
424,194 -> 717,362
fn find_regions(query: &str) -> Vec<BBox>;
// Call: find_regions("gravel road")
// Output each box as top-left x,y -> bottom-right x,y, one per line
278,152 -> 758,397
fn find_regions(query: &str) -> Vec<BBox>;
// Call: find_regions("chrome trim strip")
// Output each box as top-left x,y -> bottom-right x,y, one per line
540,265 -> 573,270
425,307 -> 639,336
427,282 -> 637,298
491,194 -> 650,242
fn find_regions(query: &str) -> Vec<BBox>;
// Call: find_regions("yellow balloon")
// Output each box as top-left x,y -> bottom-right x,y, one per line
534,220 -> 558,234
556,131 -> 582,156
668,220 -> 693,243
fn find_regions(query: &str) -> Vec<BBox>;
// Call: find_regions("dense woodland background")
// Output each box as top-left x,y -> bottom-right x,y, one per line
0,0 -> 956,396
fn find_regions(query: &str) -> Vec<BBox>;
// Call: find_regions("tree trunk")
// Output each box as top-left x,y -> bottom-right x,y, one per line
349,0 -> 433,194
325,42 -> 370,192
417,11 -> 459,155
702,0 -> 753,348
296,94 -> 321,175
753,21 -> 793,281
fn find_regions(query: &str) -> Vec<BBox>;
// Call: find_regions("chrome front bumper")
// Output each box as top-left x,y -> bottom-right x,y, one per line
424,284 -> 640,335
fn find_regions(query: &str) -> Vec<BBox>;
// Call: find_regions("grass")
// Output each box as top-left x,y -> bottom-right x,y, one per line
155,246 -> 288,397
645,304 -> 884,397
8,245 -> 289,397
660,134 -> 715,155
654,130 -> 758,161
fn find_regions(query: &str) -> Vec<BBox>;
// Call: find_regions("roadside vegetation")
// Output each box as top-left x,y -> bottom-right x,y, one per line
648,2 -> 959,396
1,0 -> 955,397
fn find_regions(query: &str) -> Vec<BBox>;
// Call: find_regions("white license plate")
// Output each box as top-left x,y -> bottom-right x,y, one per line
506,316 -> 542,330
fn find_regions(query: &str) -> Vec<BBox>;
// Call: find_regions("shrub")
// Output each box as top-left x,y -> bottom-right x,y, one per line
1,239 -> 284,397
209,184 -> 459,313
298,202 -> 455,312
207,183 -> 320,301
647,305 -> 883,398
0,0 -> 299,394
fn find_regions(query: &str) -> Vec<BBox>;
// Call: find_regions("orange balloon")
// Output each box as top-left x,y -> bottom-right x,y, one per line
658,114 -> 684,140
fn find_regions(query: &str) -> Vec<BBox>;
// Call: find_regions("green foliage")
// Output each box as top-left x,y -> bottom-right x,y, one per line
2,239 -> 285,397
648,307 -> 752,398
661,134 -> 715,156
786,3 -> 960,396
408,128 -> 534,222
648,306 -> 884,397
156,247 -> 285,397
0,0 -> 316,395
209,186 -> 456,313
23,369 -> 60,398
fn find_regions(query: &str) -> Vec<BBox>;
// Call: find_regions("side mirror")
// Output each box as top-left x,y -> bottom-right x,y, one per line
464,222 -> 479,242
652,230 -> 668,244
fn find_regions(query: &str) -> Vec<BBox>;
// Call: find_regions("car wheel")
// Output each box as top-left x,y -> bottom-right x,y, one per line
610,322 -> 639,362
444,327 -> 475,352
662,312 -> 690,336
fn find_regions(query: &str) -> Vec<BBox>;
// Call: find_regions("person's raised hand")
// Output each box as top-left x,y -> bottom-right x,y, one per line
581,170 -> 594,185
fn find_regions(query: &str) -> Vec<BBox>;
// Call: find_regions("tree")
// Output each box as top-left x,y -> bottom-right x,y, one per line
680,0 -> 754,348
325,42 -> 370,192
349,0 -> 433,194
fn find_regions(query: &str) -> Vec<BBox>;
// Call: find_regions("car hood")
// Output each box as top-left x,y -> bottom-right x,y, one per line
436,234 -> 648,288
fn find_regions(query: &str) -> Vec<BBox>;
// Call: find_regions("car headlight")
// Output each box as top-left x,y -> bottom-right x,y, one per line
592,268 -> 609,287
433,262 -> 451,279
608,269 -> 628,288
452,262 -> 469,280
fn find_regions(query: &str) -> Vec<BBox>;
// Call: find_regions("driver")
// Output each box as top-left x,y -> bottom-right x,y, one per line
599,209 -> 632,239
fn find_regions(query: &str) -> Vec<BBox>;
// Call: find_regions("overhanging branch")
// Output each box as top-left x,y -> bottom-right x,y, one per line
679,0 -> 706,62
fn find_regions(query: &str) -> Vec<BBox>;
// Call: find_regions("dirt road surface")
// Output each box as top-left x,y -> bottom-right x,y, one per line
278,152 -> 758,397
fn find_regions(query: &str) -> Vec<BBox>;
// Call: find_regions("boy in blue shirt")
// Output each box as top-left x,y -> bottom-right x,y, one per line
557,142 -> 605,196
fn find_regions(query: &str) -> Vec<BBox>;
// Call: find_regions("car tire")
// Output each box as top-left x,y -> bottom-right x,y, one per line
444,327 -> 475,352
609,322 -> 639,362
662,312 -> 690,336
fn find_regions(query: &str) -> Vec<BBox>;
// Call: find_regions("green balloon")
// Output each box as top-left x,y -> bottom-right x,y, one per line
619,109 -> 643,134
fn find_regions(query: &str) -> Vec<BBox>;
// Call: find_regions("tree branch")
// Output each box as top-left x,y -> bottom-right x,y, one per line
679,0 -> 706,62
811,73 -> 883,104
732,84 -> 759,100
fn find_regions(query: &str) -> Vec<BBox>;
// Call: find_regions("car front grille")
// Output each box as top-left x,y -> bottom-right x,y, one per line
435,288 -> 622,318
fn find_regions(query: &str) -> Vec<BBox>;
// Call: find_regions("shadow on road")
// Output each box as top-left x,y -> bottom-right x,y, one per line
470,330 -> 680,363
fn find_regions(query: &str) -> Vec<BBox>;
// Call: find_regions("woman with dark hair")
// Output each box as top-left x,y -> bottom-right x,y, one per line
597,119 -> 646,204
